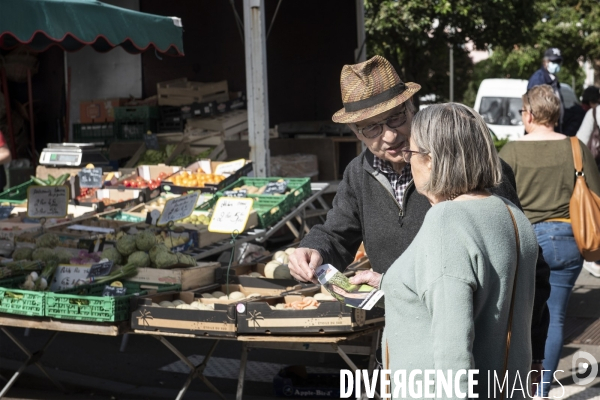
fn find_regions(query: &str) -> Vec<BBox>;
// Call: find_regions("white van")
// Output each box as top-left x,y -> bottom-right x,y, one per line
474,79 -> 528,140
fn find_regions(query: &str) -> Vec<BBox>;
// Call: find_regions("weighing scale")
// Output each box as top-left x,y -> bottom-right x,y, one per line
39,143 -> 111,168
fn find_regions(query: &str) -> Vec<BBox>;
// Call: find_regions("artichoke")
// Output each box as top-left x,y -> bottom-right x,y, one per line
135,230 -> 156,252
101,247 -> 123,266
116,235 -> 137,257
155,251 -> 179,269
56,249 -> 73,264
35,233 -> 59,249
128,251 -> 150,269
32,247 -> 59,264
149,244 -> 169,264
12,247 -> 33,261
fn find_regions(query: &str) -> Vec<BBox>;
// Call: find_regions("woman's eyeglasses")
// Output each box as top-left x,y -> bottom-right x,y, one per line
520,91 -> 536,118
356,109 -> 408,139
401,148 -> 427,163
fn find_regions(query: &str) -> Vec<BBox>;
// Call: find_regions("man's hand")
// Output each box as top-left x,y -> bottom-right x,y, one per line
288,248 -> 323,284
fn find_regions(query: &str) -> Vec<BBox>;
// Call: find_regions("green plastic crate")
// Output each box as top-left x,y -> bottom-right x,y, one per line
114,106 -> 159,121
219,177 -> 311,213
0,275 -> 45,317
0,179 -> 34,203
45,281 -> 180,322
73,122 -> 116,144
115,119 -> 159,141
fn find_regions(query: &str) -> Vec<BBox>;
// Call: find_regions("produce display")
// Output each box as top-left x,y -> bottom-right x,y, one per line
169,149 -> 214,167
120,172 -> 169,190
167,170 -> 226,188
30,174 -> 71,186
136,144 -> 178,166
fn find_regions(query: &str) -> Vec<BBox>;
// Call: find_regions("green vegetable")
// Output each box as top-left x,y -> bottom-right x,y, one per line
116,235 -> 137,257
128,251 -> 150,269
31,176 -> 47,186
101,247 -> 123,265
135,230 -> 156,252
32,247 -> 59,264
47,175 -> 56,185
12,247 -> 33,261
0,260 -> 42,279
149,244 -> 169,265
155,251 -> 179,269
327,271 -> 359,292
54,173 -> 70,186
55,249 -> 73,264
35,233 -> 60,249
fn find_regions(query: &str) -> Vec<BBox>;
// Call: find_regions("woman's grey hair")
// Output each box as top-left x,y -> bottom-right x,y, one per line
411,103 -> 502,197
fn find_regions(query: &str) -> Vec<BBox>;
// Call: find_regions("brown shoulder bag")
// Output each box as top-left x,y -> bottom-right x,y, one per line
569,137 -> 600,261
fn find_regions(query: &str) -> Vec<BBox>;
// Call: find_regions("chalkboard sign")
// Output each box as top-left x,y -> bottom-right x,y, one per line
223,189 -> 247,198
102,285 -> 128,297
78,168 -> 103,188
208,197 -> 253,233
27,186 -> 69,218
264,181 -> 288,194
144,133 -> 159,150
0,206 -> 14,220
87,260 -> 113,278
158,191 -> 200,226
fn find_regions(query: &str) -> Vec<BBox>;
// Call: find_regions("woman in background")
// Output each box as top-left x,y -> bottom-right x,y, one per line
500,84 -> 600,398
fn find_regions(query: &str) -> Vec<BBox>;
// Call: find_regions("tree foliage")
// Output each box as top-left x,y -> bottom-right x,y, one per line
365,0 -> 538,102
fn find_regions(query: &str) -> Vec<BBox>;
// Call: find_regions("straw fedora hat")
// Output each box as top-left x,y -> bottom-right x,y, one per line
332,55 -> 421,124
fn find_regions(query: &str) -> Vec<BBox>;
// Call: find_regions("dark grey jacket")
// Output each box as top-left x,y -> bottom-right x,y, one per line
301,149 -> 550,360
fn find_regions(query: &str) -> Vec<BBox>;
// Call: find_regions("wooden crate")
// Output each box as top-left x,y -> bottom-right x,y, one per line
127,261 -> 221,290
157,78 -> 229,106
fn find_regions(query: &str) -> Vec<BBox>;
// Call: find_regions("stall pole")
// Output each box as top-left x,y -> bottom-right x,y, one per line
27,69 -> 36,164
236,343 -> 249,400
243,0 -> 270,177
0,68 -> 17,157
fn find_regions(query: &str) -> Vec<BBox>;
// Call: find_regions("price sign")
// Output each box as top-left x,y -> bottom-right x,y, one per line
144,133 -> 159,150
87,260 -> 114,278
264,181 -> 288,194
102,285 -> 128,297
27,186 -> 69,218
157,191 -> 199,226
214,159 -> 246,175
49,264 -> 91,291
208,197 -> 253,233
78,168 -> 103,188
223,189 -> 247,198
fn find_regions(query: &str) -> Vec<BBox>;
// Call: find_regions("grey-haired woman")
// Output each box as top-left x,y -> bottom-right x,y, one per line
351,103 -> 539,398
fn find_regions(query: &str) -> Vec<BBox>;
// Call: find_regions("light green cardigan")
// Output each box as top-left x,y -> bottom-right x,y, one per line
381,195 -> 538,399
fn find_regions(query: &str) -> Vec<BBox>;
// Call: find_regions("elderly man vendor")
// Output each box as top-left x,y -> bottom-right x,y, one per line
289,55 -> 550,376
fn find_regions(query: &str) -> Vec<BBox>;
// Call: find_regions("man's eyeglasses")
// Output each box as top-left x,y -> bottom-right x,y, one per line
356,109 -> 408,139
401,148 -> 427,163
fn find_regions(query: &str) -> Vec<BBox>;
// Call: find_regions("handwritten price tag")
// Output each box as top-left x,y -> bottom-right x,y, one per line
208,197 -> 253,233
264,181 -> 288,194
223,189 -> 247,198
27,186 -> 69,218
157,191 -> 200,226
49,264 -> 91,291
78,168 -> 103,188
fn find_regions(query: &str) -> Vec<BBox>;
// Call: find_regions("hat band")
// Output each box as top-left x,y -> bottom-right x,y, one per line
344,83 -> 406,112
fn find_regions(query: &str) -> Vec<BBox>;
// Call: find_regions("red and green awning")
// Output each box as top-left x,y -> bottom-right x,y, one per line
0,0 -> 184,55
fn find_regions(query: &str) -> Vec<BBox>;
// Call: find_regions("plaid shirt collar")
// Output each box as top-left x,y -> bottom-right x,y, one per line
373,156 -> 413,206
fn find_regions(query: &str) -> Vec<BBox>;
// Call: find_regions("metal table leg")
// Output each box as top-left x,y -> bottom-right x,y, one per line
0,328 -> 67,398
333,343 -> 381,400
153,336 -> 225,400
236,343 -> 249,400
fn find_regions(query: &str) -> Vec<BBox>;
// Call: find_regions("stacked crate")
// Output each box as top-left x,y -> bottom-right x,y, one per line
113,106 -> 159,141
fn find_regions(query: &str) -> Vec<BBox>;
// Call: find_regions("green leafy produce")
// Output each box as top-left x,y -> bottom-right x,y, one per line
165,144 -> 177,159
327,271 -> 359,292
12,247 -> 33,261
56,249 -> 73,264
35,233 -> 59,249
135,230 -> 156,252
101,247 -> 123,265
32,247 -> 59,264
149,244 -> 169,265
137,149 -> 166,166
155,251 -> 179,269
0,260 -> 43,279
128,251 -> 150,269
116,235 -> 137,257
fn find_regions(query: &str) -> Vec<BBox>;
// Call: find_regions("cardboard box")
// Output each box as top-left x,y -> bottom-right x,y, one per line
185,110 -> 247,133
157,79 -> 229,106
0,217 -> 41,240
136,165 -> 181,181
79,98 -> 128,123
131,291 -> 238,337
237,289 -> 386,335
77,187 -> 147,212
127,261 -> 221,290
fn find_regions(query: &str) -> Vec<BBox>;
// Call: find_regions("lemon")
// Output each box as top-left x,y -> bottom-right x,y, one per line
110,281 -> 123,288
85,163 -> 95,169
